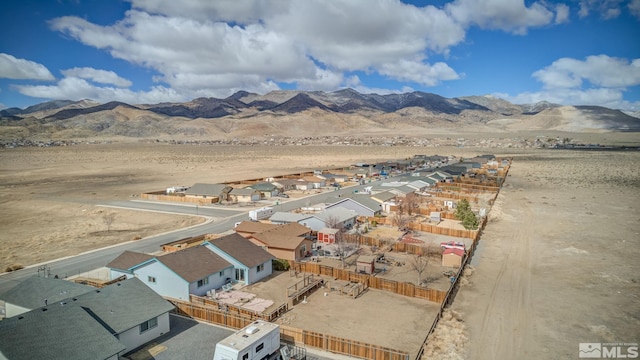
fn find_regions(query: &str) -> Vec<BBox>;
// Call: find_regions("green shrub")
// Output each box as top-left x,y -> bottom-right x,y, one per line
272,259 -> 290,271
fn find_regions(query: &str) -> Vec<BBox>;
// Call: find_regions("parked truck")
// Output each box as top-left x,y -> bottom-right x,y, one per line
249,206 -> 274,221
213,320 -> 305,360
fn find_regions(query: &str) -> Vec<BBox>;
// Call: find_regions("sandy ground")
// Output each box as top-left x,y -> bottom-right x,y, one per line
429,150 -> 640,359
1,137 -> 639,358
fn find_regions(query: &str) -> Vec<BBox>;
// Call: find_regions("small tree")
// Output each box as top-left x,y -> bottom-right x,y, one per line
391,212 -> 409,231
455,199 -> 478,230
103,212 -> 116,232
454,199 -> 471,219
404,192 -> 418,216
462,212 -> 479,230
408,249 -> 430,286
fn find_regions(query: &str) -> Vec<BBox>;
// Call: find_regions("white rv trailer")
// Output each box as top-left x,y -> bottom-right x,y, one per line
213,321 -> 283,360
249,206 -> 274,221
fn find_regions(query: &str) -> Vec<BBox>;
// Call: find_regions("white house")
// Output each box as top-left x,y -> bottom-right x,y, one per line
325,195 -> 382,217
107,246 -> 234,301
204,233 -> 274,285
299,207 -> 358,231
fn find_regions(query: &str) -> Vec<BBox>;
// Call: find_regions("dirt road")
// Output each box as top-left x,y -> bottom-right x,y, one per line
449,151 -> 640,359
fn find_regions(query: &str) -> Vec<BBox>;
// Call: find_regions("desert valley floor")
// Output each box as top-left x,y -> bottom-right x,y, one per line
1,133 -> 639,359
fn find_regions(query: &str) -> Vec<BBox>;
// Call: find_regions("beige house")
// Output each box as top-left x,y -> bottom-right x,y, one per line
246,223 -> 313,262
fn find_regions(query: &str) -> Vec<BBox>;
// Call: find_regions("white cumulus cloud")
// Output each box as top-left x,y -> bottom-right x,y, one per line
579,0 -> 627,19
6,0 -> 586,106
61,67 -> 132,87
445,0 -> 557,34
533,55 -> 640,89
499,55 -> 640,110
0,53 -> 55,81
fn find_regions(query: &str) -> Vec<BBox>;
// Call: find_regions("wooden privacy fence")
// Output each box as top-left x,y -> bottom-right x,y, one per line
189,294 -> 288,322
141,191 -> 217,204
357,218 -> 479,239
168,297 -> 409,360
280,325 -> 409,360
168,297 -> 256,330
292,262 -> 446,304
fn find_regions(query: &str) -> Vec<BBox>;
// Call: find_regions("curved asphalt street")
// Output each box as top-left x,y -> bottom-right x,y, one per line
0,183 -> 374,295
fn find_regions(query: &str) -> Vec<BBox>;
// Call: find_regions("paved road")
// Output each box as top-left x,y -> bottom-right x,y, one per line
0,183 -> 374,295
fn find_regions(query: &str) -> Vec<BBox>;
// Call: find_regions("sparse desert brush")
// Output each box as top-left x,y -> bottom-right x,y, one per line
4,264 -> 24,272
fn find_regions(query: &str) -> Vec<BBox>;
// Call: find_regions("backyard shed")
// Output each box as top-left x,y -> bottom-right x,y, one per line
430,211 -> 441,223
356,255 -> 376,274
442,248 -> 465,268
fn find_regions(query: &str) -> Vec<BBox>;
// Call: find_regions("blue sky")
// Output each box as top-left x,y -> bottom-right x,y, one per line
1,0 -> 639,110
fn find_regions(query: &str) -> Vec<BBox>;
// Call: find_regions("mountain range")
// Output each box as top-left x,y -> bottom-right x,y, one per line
1,89 -> 638,140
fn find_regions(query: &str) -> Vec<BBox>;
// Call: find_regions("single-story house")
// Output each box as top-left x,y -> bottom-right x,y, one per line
271,178 -> 300,191
204,233 -> 274,285
268,211 -> 312,225
299,207 -> 358,231
107,246 -> 234,301
184,183 -> 232,202
230,188 -> 262,203
406,180 -> 431,192
0,277 -> 174,359
316,173 -> 349,183
325,195 -> 382,217
301,176 -> 326,188
387,185 -> 416,197
370,191 -> 397,204
246,182 -> 280,198
249,223 -> 313,262
0,275 -> 95,318
234,221 -> 279,237
442,248 -> 465,268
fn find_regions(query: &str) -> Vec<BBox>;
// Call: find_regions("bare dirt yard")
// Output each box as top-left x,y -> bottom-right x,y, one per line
1,133 -> 639,359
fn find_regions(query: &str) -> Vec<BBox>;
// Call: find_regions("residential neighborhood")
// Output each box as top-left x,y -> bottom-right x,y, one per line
0,153 -> 509,360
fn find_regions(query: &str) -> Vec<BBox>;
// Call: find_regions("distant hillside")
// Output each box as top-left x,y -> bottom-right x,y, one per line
1,89 -> 638,141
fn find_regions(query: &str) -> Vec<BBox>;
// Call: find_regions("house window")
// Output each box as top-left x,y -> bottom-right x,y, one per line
197,277 -> 209,288
257,264 -> 264,272
140,317 -> 158,333
148,276 -> 156,283
256,343 -> 264,352
219,271 -> 224,277
300,244 -> 306,253
242,353 -> 248,360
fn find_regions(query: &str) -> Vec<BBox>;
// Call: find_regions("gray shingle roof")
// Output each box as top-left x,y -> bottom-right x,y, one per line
0,304 -> 126,360
0,277 -> 173,360
157,245 -> 233,283
208,233 -> 274,268
345,194 -> 383,211
70,277 -> 174,334
370,191 -> 396,202
0,276 -> 94,310
106,250 -> 154,271
269,211 -> 311,223
315,207 -> 358,223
